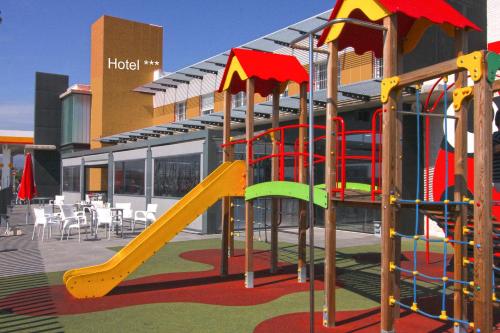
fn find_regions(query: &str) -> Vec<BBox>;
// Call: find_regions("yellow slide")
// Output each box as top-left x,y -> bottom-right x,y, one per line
64,161 -> 245,299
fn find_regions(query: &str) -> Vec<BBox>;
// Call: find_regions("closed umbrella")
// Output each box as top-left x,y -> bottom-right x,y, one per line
18,152 -> 37,224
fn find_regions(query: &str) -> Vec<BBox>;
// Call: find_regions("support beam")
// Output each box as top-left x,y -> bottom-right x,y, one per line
298,82 -> 308,283
80,158 -> 85,201
1,145 -> 12,189
323,41 -> 338,328
397,58 -> 458,88
145,147 -> 152,206
245,78 -> 255,288
221,90 -> 234,276
107,152 -> 114,206
381,14 -> 399,333
452,29 -> 468,333
270,84 -> 280,274
473,51 -> 493,333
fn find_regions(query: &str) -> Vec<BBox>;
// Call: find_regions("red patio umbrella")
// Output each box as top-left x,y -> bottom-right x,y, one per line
18,152 -> 37,224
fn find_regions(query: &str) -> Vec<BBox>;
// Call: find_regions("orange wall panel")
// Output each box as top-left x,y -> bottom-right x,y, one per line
186,96 -> 200,118
90,16 -> 162,149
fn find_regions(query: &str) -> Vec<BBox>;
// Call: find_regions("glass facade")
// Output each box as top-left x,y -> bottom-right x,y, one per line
61,93 -> 91,146
62,166 -> 80,192
114,159 -> 145,195
153,154 -> 201,198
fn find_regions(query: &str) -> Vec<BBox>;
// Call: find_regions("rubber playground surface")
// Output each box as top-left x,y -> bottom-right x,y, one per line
0,238 -> 498,332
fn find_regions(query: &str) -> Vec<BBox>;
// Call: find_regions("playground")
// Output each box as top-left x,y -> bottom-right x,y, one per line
2,0 -> 500,332
2,211 -> 491,333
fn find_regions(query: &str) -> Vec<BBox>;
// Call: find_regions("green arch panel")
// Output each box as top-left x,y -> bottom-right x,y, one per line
245,181 -> 328,208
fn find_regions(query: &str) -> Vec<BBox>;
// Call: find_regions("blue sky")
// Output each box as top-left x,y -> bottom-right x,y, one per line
0,0 -> 331,131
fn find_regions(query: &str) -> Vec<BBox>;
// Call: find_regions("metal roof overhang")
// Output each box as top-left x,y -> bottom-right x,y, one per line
134,11 -> 332,95
104,80 -> 383,144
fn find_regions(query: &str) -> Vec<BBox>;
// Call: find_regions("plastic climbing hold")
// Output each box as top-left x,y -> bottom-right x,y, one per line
457,51 -> 483,82
380,76 -> 400,103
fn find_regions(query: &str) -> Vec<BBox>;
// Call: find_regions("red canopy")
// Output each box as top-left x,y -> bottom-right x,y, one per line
17,152 -> 37,200
218,48 -> 308,97
318,0 -> 480,57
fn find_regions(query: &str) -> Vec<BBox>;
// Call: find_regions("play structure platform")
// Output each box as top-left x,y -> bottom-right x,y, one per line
64,161 -> 245,299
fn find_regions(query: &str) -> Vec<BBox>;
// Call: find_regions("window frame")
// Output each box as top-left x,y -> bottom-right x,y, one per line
231,91 -> 246,109
152,153 -> 202,199
314,61 -> 327,91
200,93 -> 215,115
113,159 -> 146,196
62,166 -> 80,193
175,101 -> 187,121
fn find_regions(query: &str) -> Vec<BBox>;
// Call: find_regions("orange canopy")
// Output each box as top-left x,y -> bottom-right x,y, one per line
218,48 -> 308,97
318,0 -> 480,57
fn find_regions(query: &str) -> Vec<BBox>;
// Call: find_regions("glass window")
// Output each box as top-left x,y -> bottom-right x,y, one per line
114,159 -> 145,195
231,91 -> 246,108
314,61 -> 327,91
62,166 -> 80,192
61,94 -> 91,146
175,101 -> 186,121
374,57 -> 383,79
201,93 -> 214,115
154,154 -> 201,197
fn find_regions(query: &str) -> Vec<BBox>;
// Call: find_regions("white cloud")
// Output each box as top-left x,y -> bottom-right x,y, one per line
0,103 -> 34,130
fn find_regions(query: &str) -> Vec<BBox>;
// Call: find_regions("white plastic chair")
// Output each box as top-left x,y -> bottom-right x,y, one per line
59,204 -> 87,242
96,207 -> 114,239
115,203 -> 132,232
115,203 -> 133,220
49,195 -> 64,205
32,208 -> 57,241
133,204 -> 157,232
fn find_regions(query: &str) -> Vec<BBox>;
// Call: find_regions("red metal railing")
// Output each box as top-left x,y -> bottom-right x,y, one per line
371,108 -> 383,201
221,111 -> 382,202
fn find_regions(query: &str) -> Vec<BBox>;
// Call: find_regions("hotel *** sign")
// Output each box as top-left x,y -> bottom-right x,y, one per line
107,58 -> 160,71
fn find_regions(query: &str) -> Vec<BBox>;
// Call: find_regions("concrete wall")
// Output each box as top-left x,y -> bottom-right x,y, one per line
62,192 -> 81,204
113,195 -> 146,212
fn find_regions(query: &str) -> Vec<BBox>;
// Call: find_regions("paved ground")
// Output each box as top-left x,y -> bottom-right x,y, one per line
0,204 -> 379,277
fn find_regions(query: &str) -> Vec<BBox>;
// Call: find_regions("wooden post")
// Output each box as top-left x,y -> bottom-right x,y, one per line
473,50 -> 493,333
298,82 -> 308,283
245,78 -> 255,288
453,29 -> 468,332
381,14 -> 399,333
323,41 -> 338,328
221,90 -> 233,276
270,84 -> 280,274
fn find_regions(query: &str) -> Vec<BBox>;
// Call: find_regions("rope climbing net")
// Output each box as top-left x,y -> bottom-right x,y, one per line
387,79 -> 493,330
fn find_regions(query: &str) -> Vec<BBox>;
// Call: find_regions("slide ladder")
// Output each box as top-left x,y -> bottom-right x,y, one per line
64,160 -> 245,299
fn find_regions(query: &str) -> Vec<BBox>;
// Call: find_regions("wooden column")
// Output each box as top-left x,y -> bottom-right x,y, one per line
221,90 -> 234,276
270,84 -> 280,274
245,78 -> 255,288
473,51 -> 493,333
324,41 -> 339,327
452,29 -> 468,332
298,82 -> 308,283
381,14 -> 399,333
